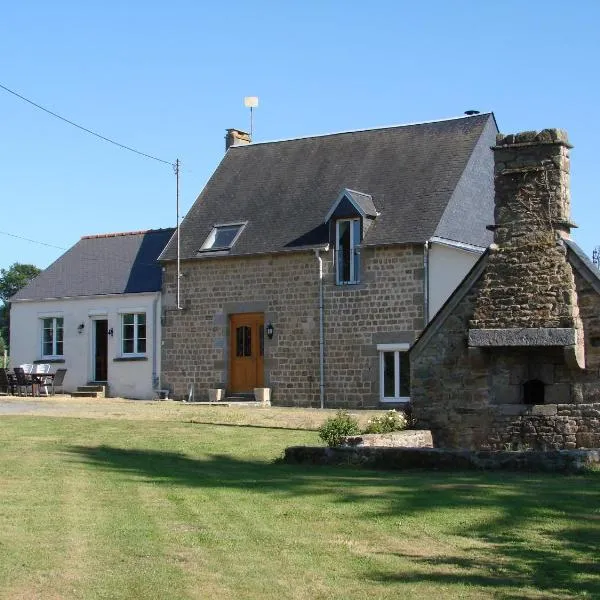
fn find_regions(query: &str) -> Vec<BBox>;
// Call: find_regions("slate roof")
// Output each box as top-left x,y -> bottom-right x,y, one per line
11,228 -> 175,301
160,113 -> 497,262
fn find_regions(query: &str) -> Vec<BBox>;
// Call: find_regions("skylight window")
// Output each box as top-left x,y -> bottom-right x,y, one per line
199,223 -> 245,252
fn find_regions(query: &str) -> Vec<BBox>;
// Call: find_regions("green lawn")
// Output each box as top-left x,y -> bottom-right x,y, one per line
0,412 -> 598,599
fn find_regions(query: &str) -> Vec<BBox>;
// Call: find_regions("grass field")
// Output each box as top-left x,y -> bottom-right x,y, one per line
0,401 -> 598,599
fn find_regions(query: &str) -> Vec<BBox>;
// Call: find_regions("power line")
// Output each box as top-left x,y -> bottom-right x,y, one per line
0,230 -> 66,251
0,81 -> 172,166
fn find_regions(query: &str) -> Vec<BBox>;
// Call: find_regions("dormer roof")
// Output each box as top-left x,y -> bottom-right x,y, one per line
323,188 -> 379,223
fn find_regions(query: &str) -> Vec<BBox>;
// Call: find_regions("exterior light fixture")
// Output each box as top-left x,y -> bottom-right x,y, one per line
77,323 -> 85,334
266,322 -> 274,339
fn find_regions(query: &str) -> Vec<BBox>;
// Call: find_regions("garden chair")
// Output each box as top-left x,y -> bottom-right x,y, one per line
32,364 -> 52,396
13,367 -> 33,396
0,368 -> 16,395
51,368 -> 67,395
20,363 -> 34,374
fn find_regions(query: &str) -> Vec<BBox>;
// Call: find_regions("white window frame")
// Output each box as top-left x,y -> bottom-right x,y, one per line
377,343 -> 410,403
335,218 -> 361,285
121,312 -> 147,356
41,316 -> 64,359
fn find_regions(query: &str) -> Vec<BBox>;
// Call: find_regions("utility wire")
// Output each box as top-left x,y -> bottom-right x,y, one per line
0,82 -> 172,166
0,230 -> 66,251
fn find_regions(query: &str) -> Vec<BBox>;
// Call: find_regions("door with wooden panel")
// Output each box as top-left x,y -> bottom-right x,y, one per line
229,313 -> 264,393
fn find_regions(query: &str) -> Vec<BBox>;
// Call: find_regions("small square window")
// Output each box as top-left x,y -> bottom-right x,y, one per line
199,223 -> 245,252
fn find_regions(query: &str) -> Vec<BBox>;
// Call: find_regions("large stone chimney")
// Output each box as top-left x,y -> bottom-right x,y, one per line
225,128 -> 251,151
468,129 -> 585,369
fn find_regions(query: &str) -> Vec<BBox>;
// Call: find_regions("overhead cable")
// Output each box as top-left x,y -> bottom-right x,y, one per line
0,82 -> 172,166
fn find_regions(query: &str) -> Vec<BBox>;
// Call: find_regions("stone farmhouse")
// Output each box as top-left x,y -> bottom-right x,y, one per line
159,113 -> 499,407
10,228 -> 174,399
411,129 -> 600,450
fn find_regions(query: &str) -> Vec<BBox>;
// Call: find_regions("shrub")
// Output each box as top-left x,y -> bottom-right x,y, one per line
363,410 -> 408,434
318,410 -> 360,447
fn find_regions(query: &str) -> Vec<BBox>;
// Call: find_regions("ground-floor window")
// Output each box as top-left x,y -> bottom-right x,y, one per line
377,343 -> 410,403
121,312 -> 146,355
41,316 -> 64,358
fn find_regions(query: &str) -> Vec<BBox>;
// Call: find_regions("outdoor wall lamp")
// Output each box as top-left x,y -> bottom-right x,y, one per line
108,328 -> 114,337
266,322 -> 274,339
77,323 -> 85,334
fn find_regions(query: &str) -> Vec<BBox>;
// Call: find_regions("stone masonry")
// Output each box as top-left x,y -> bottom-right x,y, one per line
411,265 -> 600,449
161,244 -> 424,407
411,129 -> 600,450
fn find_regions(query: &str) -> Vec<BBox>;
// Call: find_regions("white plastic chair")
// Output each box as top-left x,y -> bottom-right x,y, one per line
33,364 -> 52,396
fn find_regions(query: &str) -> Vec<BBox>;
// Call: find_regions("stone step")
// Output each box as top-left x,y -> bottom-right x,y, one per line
79,385 -> 105,392
71,391 -> 98,398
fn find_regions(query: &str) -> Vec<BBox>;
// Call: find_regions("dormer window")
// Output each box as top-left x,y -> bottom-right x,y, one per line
336,218 -> 361,284
324,188 -> 378,286
199,223 -> 245,252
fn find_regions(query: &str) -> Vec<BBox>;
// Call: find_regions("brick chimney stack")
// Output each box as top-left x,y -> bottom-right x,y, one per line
225,128 -> 251,151
468,129 -> 585,369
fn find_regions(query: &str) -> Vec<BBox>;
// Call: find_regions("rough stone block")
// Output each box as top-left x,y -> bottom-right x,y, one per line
468,328 -> 576,347
545,384 -> 571,405
492,385 -> 521,404
531,404 -> 558,416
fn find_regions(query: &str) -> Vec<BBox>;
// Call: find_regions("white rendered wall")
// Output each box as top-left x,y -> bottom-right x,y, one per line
428,242 -> 482,320
10,292 -> 161,399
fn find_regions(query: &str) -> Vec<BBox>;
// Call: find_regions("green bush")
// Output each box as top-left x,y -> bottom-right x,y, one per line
363,410 -> 408,434
318,410 -> 360,447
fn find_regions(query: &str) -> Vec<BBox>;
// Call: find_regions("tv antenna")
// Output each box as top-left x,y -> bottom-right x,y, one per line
244,96 -> 259,137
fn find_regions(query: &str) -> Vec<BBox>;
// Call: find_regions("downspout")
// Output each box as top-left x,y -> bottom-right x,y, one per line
314,248 -> 326,409
423,241 -> 430,325
152,293 -> 159,390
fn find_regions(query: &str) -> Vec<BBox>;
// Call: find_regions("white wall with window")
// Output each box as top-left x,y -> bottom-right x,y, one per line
10,292 -> 162,399
378,343 -> 411,403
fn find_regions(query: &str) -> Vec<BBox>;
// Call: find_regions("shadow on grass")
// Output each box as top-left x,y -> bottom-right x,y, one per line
67,444 -> 600,598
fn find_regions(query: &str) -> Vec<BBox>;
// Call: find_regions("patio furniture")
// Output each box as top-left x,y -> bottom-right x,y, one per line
20,363 -> 34,374
0,368 -> 16,395
13,367 -> 33,396
32,363 -> 52,396
50,368 -> 67,395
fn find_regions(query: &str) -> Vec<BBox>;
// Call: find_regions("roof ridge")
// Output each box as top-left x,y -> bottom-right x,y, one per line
228,113 -> 493,148
81,227 -> 173,240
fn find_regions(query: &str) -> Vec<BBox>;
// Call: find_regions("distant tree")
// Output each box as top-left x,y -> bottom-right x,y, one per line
0,263 -> 41,352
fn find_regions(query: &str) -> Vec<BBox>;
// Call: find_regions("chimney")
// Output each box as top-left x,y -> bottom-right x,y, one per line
225,128 -> 251,151
468,129 -> 585,369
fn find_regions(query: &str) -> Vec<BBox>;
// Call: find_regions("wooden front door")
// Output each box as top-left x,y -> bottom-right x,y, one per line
229,313 -> 264,393
94,319 -> 108,382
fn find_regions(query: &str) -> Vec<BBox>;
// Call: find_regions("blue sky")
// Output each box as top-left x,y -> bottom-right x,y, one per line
1,1 -> 599,271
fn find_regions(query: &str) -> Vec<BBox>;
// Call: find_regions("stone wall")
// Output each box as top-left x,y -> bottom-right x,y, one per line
411,255 -> 600,450
284,445 -> 600,473
161,244 -> 424,407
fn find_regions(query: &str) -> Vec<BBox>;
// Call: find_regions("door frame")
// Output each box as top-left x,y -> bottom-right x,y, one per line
228,312 -> 264,394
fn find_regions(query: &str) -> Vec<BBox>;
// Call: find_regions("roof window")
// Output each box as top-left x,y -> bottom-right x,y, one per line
199,223 -> 245,252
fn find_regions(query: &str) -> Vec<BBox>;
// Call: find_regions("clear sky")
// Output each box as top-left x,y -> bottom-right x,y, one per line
1,0 -> 599,272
